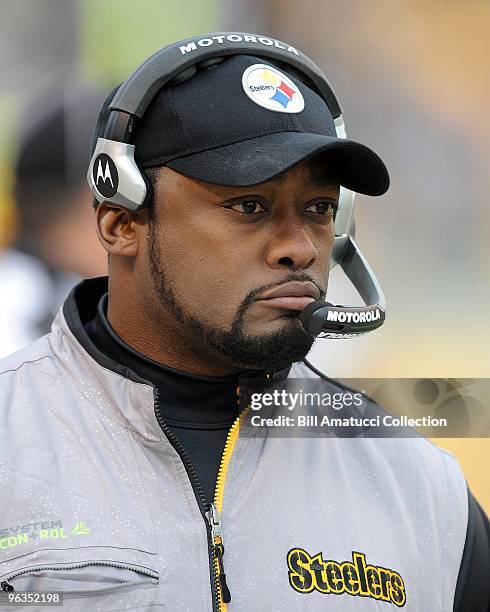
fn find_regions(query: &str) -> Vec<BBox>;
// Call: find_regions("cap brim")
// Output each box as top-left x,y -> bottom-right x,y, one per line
165,132 -> 389,196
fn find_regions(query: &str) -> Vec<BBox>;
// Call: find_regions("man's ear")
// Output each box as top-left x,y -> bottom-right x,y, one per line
95,203 -> 140,257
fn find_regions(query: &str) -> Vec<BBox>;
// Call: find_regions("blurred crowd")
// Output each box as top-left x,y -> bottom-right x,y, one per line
0,82 -> 107,357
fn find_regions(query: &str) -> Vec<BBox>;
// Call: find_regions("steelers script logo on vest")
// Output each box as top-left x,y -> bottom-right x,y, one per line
287,547 -> 406,607
242,64 -> 305,113
93,153 -> 118,199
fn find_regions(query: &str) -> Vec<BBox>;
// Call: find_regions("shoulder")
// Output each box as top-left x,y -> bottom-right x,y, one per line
0,334 -> 55,379
0,334 -> 58,415
291,358 -> 469,511
294,359 -> 488,606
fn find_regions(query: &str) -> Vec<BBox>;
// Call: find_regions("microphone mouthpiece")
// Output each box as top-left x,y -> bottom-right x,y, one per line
300,300 -> 385,338
300,300 -> 333,335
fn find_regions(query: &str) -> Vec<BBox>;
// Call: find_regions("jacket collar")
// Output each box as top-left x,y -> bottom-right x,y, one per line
47,277 -> 163,441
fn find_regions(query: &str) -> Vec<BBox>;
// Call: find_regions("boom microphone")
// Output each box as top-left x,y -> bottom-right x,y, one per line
300,301 -> 385,338
300,235 -> 386,339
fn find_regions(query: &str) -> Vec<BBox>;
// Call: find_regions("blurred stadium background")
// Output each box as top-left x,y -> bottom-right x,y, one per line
0,1 -> 488,510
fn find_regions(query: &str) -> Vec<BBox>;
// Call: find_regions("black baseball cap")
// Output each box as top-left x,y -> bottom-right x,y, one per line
98,55 -> 390,196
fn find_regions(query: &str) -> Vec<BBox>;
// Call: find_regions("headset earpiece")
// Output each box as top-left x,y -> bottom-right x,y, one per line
90,137 -> 147,211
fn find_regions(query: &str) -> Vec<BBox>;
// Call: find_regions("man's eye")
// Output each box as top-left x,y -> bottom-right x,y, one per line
306,201 -> 337,215
228,200 -> 266,214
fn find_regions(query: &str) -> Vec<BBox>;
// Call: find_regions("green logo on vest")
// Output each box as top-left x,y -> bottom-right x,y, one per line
71,521 -> 90,536
0,518 -> 91,551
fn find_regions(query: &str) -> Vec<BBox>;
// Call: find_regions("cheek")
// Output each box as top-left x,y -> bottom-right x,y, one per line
154,222 -> 256,321
161,223 -> 245,276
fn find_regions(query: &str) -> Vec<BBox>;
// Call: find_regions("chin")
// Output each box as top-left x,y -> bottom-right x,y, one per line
228,318 -> 314,371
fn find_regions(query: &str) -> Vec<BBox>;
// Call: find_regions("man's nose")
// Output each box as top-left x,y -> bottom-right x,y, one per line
265,220 -> 319,271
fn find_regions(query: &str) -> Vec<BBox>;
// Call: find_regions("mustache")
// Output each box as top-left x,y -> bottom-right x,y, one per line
235,272 -> 326,322
249,272 -> 325,302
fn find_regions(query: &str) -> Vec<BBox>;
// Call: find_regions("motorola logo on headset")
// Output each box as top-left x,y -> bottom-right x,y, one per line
92,153 -> 118,198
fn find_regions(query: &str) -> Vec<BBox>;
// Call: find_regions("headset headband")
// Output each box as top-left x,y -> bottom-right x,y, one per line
103,32 -> 343,142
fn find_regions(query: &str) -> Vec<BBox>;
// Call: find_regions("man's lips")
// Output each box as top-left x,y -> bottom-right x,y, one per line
255,281 -> 321,311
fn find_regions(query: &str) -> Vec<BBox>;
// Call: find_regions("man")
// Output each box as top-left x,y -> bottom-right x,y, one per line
0,35 -> 488,611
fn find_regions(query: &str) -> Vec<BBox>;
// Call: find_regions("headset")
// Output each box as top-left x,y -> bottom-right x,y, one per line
87,32 -> 386,339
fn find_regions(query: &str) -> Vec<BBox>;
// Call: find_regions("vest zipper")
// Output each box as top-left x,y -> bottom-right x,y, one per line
152,389 -> 220,610
206,503 -> 231,607
153,386 -> 251,612
209,402 -> 252,611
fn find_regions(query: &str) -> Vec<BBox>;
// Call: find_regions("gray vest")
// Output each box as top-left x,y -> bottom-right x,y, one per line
0,308 -> 468,610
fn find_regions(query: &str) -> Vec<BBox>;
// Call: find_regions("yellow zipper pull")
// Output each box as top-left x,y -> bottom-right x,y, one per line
206,503 -> 231,604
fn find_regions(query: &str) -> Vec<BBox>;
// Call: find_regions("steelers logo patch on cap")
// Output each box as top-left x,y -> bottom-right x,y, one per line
242,64 -> 305,113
